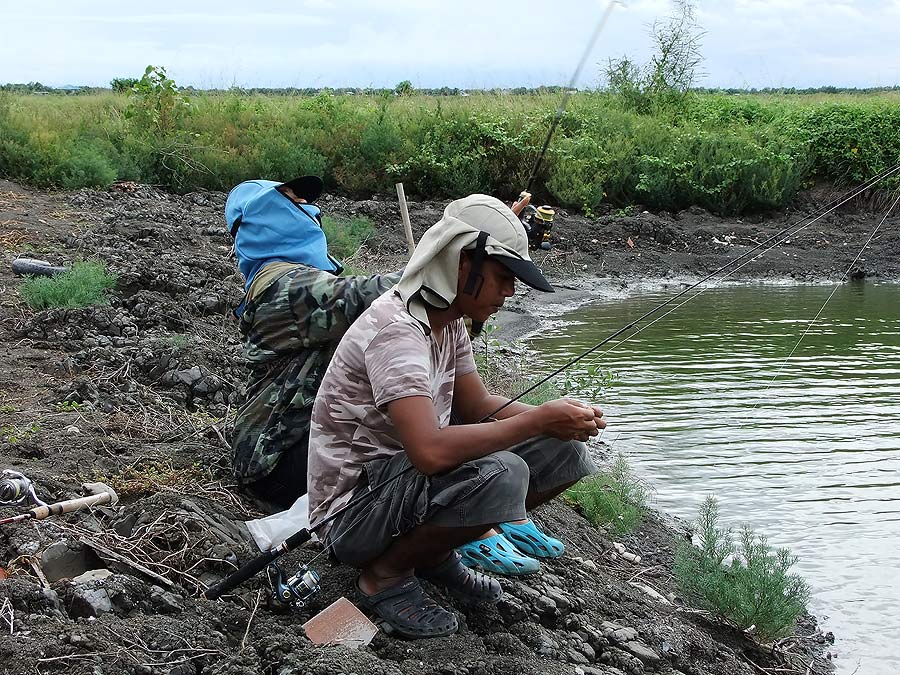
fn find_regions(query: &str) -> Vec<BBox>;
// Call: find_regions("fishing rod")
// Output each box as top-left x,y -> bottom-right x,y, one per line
205,6 -> 900,605
205,163 -> 900,604
523,1 -> 622,195
0,490 -> 117,525
213,160 -> 900,604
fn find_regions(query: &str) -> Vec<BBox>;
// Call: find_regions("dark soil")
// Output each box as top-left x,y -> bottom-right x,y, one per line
0,179 -> 876,675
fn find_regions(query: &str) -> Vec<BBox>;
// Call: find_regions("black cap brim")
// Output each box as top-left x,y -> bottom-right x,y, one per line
493,254 -> 554,292
278,175 -> 324,203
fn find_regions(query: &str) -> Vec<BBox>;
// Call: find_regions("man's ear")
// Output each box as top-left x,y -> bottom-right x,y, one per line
457,252 -> 472,294
458,251 -> 471,274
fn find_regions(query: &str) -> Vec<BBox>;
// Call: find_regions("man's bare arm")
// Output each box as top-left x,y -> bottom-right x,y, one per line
388,395 -> 602,475
452,370 -> 533,422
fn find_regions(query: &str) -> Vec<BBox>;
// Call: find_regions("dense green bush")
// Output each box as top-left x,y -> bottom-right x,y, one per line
787,103 -> 900,188
20,261 -> 117,310
675,496 -> 811,640
0,87 -> 897,214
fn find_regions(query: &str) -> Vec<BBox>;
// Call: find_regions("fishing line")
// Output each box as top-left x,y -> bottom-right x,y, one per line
311,163 -> 900,570
570,168 -> 900,384
489,161 -> 900,418
573,191 -> 884,377
728,188 -> 900,432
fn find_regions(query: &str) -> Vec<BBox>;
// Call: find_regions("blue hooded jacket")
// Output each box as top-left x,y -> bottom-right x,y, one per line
225,180 -> 339,291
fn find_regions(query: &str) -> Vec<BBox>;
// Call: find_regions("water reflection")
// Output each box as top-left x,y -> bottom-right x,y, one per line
527,283 -> 900,675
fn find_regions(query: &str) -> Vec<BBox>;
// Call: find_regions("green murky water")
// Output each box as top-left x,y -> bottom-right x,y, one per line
527,282 -> 900,675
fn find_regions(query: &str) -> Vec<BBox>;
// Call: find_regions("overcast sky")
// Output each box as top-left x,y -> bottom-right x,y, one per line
2,0 -> 899,90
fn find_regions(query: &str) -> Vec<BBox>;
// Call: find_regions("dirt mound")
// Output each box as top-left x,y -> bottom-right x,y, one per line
0,179 -> 854,675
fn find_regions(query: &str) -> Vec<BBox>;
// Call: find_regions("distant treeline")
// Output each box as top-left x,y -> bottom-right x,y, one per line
0,81 -> 570,97
3,80 -> 900,97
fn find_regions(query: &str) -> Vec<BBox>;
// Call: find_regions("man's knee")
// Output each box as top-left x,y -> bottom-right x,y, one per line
484,450 -> 530,500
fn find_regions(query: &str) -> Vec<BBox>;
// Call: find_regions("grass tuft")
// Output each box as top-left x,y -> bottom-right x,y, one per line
565,453 -> 648,535
322,214 -> 375,261
19,260 -> 117,310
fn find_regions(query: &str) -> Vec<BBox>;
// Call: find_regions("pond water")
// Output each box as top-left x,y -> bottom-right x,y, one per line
526,282 -> 900,675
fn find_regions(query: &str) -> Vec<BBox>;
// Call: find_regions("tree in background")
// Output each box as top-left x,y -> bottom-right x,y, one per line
110,77 -> 139,93
394,80 -> 414,97
604,0 -> 705,113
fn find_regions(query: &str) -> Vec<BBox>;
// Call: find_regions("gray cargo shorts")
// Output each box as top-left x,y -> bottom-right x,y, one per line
325,436 -> 596,567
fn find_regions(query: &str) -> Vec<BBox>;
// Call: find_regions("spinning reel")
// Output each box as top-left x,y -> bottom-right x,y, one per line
266,562 -> 321,610
0,470 -> 46,508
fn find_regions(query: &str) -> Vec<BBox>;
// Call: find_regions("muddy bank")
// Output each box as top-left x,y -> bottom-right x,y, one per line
0,180 -> 854,675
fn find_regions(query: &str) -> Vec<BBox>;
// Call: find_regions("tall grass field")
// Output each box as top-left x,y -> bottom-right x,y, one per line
1,87 -> 898,215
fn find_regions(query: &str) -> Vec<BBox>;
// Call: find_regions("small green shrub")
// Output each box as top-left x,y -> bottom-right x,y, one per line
166,334 -> 192,350
675,496 -> 810,640
20,261 -> 117,310
565,454 -> 648,534
110,77 -> 138,93
322,215 -> 375,260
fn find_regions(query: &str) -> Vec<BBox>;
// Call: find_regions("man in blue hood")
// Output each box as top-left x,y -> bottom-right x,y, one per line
226,176 -> 402,509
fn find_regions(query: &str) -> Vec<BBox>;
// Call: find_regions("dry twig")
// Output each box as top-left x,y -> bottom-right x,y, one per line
0,597 -> 14,635
240,590 -> 263,652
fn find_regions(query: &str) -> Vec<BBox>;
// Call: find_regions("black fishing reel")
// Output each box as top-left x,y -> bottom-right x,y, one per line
0,470 -> 46,507
519,204 -> 555,251
266,562 -> 321,610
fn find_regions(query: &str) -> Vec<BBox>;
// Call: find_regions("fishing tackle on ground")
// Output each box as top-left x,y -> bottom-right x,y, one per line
0,484 -> 118,526
0,470 -> 46,507
267,562 -> 321,610
519,204 -> 555,251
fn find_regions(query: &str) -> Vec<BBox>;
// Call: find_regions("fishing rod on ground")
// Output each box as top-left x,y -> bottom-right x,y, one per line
0,470 -> 119,525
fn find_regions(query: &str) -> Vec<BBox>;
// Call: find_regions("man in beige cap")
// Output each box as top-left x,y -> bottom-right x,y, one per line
306,194 -> 604,639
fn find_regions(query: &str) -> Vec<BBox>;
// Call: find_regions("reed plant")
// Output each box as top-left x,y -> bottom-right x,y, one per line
675,496 -> 811,640
564,454 -> 649,535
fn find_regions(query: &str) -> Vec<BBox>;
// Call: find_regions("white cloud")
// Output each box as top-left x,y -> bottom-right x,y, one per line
0,0 -> 897,88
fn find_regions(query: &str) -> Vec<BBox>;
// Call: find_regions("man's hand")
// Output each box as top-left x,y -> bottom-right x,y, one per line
511,191 -> 532,217
536,399 -> 606,442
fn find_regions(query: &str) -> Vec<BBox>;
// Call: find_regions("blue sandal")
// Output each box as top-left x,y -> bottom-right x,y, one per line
498,520 -> 564,558
457,533 -> 540,576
